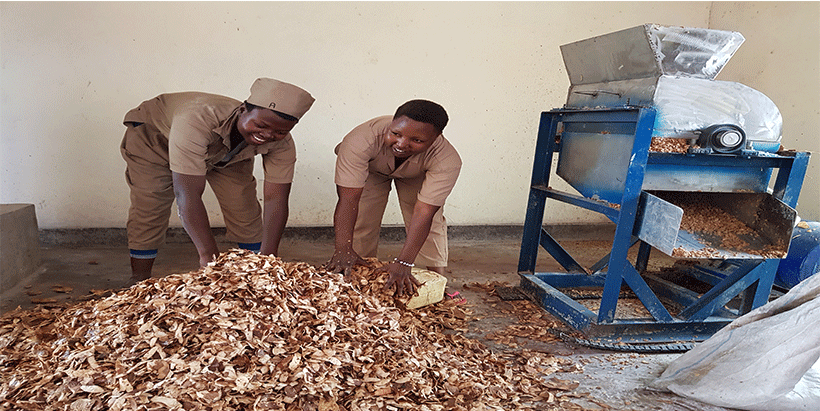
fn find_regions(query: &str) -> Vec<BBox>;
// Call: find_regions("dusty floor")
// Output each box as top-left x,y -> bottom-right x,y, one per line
1,236 -> 737,410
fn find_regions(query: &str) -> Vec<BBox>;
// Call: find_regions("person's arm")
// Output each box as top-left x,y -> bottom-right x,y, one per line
380,200 -> 440,296
260,181 -> 291,256
326,185 -> 369,276
172,171 -> 220,267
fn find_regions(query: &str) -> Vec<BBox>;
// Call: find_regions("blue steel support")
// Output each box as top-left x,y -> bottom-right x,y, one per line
599,108 -> 658,323
678,260 -> 780,321
521,274 -> 597,331
518,190 -> 548,274
642,274 -> 736,318
590,236 -> 641,274
620,263 -> 673,322
685,261 -> 743,286
742,259 -> 779,313
739,279 -> 760,315
773,151 -> 810,207
518,112 -> 560,274
540,188 -> 620,221
538,228 -> 587,273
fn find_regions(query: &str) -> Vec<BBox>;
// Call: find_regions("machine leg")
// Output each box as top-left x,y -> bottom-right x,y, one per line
518,190 -> 547,273
636,241 -> 651,273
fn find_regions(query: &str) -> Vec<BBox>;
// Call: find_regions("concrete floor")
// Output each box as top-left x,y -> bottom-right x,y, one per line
0,234 -> 737,410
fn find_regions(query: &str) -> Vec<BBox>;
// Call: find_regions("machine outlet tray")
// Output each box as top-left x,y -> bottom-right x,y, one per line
636,191 -> 796,259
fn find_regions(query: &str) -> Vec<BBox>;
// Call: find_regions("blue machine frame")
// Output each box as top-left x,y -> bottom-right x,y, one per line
518,107 -> 811,343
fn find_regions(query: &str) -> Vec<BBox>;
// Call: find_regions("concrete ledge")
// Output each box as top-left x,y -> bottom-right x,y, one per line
1,204 -> 42,294
39,224 -> 616,247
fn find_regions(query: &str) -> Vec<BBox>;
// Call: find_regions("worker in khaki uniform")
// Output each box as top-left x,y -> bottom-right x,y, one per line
120,78 -> 314,282
327,100 -> 461,296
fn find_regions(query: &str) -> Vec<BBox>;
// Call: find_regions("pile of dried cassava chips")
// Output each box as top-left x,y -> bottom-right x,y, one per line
1,250 -> 579,410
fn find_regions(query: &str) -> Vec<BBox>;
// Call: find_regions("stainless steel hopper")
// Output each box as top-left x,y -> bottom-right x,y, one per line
560,24 -> 781,151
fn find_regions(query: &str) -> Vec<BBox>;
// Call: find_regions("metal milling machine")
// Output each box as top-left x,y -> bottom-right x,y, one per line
517,24 -> 811,347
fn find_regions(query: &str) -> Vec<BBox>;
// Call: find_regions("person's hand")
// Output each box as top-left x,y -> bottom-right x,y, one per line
326,248 -> 370,277
379,261 -> 421,298
198,250 -> 218,268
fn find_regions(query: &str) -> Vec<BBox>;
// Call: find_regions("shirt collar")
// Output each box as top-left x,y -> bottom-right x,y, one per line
213,105 -> 243,147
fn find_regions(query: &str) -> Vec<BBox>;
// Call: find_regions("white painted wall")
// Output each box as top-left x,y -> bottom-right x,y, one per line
709,2 -> 819,219
1,2 -> 816,230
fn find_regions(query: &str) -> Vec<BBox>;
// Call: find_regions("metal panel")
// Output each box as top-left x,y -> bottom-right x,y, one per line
648,191 -> 796,259
556,129 -> 635,204
635,192 -> 683,255
560,25 -> 660,86
559,24 -> 744,87
635,191 -> 796,259
566,78 -> 658,108
642,163 -> 771,192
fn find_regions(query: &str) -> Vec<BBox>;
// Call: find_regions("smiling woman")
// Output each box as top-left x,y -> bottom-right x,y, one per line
236,102 -> 299,146
385,116 -> 438,160
327,99 -> 462,299
119,78 -> 314,283
385,100 -> 448,163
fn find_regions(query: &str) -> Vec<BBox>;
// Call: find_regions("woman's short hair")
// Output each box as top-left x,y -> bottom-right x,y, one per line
394,100 -> 448,134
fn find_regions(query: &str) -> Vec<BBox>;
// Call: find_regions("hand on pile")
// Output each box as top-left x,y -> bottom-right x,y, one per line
379,262 -> 421,298
199,251 -> 218,268
326,248 -> 370,277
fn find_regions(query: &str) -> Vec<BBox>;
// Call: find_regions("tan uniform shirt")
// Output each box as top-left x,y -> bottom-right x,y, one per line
123,92 -> 295,183
334,115 -> 462,206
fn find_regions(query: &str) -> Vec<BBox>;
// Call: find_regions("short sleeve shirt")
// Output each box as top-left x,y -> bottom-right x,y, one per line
334,115 -> 462,206
123,92 -> 296,183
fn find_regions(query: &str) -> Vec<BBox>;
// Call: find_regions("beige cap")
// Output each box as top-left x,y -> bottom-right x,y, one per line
247,78 -> 315,120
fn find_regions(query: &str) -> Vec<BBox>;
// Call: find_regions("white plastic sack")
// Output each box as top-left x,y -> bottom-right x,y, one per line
651,272 -> 820,410
653,75 -> 783,150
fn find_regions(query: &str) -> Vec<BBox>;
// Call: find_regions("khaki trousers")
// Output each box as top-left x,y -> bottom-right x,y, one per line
120,124 -> 262,250
352,172 -> 448,267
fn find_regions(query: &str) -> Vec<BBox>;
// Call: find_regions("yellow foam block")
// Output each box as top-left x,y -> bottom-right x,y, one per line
405,268 -> 448,309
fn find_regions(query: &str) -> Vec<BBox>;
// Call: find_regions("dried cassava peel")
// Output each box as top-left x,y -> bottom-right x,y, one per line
1,250 -> 580,410
649,137 -> 690,153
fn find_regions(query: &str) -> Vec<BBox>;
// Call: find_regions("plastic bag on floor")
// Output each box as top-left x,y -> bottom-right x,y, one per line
651,271 -> 820,410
